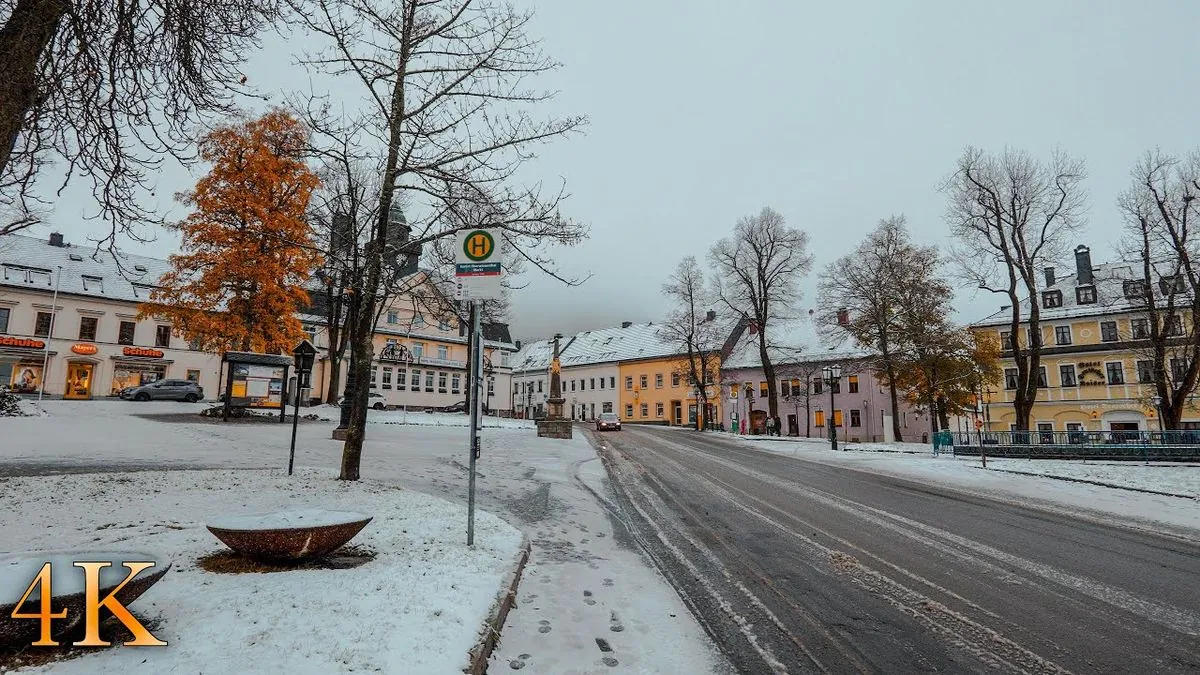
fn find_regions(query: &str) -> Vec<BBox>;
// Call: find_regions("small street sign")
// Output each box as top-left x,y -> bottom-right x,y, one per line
454,228 -> 504,300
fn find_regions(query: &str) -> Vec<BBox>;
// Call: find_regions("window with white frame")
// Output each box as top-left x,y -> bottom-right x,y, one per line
386,311 -> 399,324
1100,321 -> 1118,342
397,368 -> 407,389
655,402 -> 664,417
437,345 -> 448,360
382,367 -> 393,389
1105,362 -> 1125,385
640,403 -> 648,417
452,374 -> 461,394
1004,368 -> 1018,390
438,372 -> 447,393
501,351 -> 509,366
624,404 -> 633,418
487,377 -> 495,396
1059,364 -> 1077,387
425,371 -> 434,391
1054,326 -> 1071,345
655,373 -> 663,388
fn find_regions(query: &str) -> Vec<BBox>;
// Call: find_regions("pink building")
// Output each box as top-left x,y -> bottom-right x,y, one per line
720,315 -> 930,442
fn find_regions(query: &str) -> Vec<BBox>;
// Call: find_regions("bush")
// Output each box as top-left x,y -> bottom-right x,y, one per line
0,391 -> 30,417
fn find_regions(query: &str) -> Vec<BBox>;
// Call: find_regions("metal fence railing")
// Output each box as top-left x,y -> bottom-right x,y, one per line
949,430 -> 1200,461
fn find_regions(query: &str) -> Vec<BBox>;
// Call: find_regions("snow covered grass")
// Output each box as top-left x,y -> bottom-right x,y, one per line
724,431 -> 1200,537
984,458 -> 1200,498
367,409 -> 534,429
0,468 -> 524,674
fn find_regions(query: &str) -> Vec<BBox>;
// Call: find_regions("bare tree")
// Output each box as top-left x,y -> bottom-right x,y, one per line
659,256 -> 723,431
710,207 -> 812,419
1117,149 -> 1200,429
817,216 -> 935,442
289,0 -> 588,480
942,147 -> 1087,432
0,0 -> 280,245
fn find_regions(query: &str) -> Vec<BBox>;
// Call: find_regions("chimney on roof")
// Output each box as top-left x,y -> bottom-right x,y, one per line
836,308 -> 850,326
705,310 -> 716,322
1044,267 -> 1056,287
515,340 -> 522,351
48,232 -> 64,247
1074,245 -> 1093,285
621,321 -> 632,328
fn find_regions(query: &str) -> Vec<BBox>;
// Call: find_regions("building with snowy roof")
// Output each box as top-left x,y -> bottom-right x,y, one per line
0,232 -> 222,399
510,318 -> 743,427
970,244 -> 1200,434
720,312 -> 929,441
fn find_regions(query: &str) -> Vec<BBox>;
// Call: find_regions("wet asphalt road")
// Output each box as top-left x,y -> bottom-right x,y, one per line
594,425 -> 1200,674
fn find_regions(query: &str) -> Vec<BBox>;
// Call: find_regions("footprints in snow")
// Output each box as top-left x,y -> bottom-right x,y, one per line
508,652 -> 533,670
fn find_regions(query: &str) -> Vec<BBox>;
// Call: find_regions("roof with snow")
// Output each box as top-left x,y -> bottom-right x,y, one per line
510,321 -> 709,373
971,251 -> 1181,328
722,313 -> 871,371
0,233 -> 171,304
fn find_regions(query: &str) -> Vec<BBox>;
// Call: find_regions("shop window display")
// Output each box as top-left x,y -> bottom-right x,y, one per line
111,364 -> 166,395
2,363 -> 42,394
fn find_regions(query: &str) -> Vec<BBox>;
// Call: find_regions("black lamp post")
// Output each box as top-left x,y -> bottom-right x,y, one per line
289,338 -> 318,475
743,383 -> 754,434
823,363 -> 842,450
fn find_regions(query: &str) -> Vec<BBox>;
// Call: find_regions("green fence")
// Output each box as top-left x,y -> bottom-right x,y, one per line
950,430 -> 1200,461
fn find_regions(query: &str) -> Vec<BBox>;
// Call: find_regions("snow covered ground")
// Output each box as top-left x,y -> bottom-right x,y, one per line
0,400 -> 729,674
0,468 -> 523,674
730,432 -> 1200,537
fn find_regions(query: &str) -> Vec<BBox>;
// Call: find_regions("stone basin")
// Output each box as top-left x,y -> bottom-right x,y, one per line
0,551 -> 170,649
206,509 -> 372,561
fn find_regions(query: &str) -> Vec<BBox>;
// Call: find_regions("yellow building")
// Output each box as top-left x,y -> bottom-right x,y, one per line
618,356 -> 721,429
973,245 -> 1198,434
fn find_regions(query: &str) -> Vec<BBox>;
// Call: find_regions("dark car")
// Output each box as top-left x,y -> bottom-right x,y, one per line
596,412 -> 621,431
437,400 -> 468,413
121,379 -> 204,402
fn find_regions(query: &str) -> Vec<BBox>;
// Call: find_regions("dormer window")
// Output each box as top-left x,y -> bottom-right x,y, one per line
1123,280 -> 1148,299
1076,285 -> 1097,305
1159,274 -> 1186,295
1042,290 -> 1063,308
82,275 -> 103,293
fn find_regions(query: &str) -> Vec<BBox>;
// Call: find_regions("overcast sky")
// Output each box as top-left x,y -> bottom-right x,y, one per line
30,1 -> 1200,341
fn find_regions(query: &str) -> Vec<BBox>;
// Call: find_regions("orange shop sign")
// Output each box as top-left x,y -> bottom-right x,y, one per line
123,346 -> 164,359
0,335 -> 45,350
72,343 -> 98,355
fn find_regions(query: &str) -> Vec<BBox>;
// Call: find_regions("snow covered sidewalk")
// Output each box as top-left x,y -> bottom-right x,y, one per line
0,468 -> 524,674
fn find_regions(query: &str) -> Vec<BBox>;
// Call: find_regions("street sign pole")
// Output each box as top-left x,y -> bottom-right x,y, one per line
466,300 -> 483,546
454,228 -> 503,547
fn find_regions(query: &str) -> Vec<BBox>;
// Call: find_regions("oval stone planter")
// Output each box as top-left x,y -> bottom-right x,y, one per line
0,551 -> 170,649
206,509 -> 372,561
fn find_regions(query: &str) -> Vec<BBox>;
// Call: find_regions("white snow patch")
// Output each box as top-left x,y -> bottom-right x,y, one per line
206,508 -> 370,531
0,468 -> 523,674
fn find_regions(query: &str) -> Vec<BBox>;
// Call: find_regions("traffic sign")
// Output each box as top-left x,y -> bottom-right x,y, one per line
454,228 -> 504,300
975,419 -> 984,430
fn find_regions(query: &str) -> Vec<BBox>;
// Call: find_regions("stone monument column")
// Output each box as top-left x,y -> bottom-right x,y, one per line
537,333 -> 572,438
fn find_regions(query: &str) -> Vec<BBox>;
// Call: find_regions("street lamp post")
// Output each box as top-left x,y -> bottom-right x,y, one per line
289,339 -> 318,476
1150,393 -> 1164,465
822,364 -> 842,450
743,384 -> 754,434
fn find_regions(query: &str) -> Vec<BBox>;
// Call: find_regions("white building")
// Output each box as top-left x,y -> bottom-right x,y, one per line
0,233 -> 222,399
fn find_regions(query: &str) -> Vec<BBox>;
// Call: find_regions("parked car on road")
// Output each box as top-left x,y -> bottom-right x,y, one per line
427,400 -> 468,414
337,392 -> 388,410
120,379 -> 204,402
596,412 -> 621,431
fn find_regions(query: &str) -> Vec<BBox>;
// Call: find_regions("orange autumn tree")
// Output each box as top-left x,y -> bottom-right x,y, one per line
141,110 -> 321,353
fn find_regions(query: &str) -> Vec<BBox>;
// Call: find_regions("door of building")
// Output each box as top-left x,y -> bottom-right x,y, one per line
672,401 -> 682,425
1036,422 -> 1054,444
64,362 -> 94,400
787,414 -> 798,436
1109,421 -> 1140,443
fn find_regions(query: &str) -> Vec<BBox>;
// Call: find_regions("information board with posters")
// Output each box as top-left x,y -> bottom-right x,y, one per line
230,364 -> 286,408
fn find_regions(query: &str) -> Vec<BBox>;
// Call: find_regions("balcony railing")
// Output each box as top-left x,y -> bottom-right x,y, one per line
949,430 -> 1200,461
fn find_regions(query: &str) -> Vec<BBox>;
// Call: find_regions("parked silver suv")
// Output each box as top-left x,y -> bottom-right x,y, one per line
120,379 -> 204,402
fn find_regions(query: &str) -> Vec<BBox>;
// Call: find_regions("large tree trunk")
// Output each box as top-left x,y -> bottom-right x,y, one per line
0,0 -> 68,177
340,252 -> 379,481
805,394 -> 811,437
324,352 -> 342,404
758,333 -> 778,418
885,362 -> 902,442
